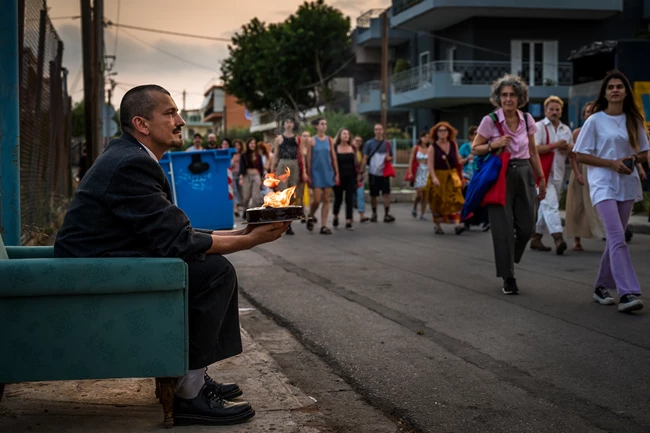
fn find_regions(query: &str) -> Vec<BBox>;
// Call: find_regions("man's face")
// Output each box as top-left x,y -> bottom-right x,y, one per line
146,92 -> 185,149
207,134 -> 217,147
545,102 -> 562,123
194,136 -> 203,146
284,119 -> 294,132
374,124 -> 384,140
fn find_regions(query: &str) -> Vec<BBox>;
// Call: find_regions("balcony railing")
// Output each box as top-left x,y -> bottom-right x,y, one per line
357,80 -> 382,103
393,0 -> 425,15
356,9 -> 385,28
392,61 -> 573,94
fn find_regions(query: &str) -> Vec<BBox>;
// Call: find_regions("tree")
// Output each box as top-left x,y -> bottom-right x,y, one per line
285,0 -> 351,108
221,0 -> 351,114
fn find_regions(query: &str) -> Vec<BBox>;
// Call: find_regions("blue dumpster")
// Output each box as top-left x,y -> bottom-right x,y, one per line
159,148 -> 236,230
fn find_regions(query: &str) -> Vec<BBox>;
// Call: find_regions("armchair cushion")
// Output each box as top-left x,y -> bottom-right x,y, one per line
0,257 -> 187,297
0,255 -> 189,382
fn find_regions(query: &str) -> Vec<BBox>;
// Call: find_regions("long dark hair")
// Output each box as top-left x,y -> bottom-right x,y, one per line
243,138 -> 257,168
592,70 -> 647,151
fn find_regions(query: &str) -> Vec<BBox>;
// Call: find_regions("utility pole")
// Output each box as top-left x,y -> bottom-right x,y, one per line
80,0 -> 94,161
380,9 -> 389,131
93,0 -> 104,153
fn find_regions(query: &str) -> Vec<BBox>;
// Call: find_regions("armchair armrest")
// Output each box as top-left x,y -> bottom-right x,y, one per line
6,246 -> 55,259
0,257 -> 187,297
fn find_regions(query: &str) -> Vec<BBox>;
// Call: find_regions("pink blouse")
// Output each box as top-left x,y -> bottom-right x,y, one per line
476,108 -> 538,159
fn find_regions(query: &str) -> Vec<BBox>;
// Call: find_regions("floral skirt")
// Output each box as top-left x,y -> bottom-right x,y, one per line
426,169 -> 465,223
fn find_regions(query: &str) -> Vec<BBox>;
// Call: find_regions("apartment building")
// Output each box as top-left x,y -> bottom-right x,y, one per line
354,0 -> 649,135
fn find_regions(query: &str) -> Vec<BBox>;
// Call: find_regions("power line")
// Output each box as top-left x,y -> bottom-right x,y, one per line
104,20 -> 231,42
116,27 -> 219,72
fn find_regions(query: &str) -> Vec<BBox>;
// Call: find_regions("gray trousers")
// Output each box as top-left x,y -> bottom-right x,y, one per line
487,160 -> 537,279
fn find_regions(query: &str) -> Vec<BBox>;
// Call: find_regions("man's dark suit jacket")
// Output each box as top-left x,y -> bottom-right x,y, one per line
54,132 -> 213,258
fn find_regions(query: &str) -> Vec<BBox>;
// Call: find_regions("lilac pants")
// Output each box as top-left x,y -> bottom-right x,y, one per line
594,199 -> 641,296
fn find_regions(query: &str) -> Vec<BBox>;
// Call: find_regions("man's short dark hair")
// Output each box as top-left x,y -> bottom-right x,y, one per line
120,85 -> 171,133
193,133 -> 202,139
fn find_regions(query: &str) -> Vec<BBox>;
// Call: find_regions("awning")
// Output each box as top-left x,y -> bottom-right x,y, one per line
568,40 -> 618,61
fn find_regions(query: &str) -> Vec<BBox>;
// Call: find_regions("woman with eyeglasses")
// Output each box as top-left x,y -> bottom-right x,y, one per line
426,122 -> 465,235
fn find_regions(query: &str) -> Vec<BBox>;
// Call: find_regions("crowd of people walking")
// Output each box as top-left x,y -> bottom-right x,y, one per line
186,70 -> 648,313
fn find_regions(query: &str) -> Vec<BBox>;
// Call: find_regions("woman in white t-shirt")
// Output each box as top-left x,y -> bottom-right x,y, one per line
573,70 -> 649,313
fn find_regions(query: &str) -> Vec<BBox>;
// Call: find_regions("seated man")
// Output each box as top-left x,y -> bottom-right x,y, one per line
54,84 -> 289,426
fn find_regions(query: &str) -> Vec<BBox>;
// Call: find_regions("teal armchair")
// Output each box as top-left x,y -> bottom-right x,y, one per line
0,242 -> 189,428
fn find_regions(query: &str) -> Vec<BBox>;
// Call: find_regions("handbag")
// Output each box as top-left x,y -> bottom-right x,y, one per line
481,151 -> 511,206
443,143 -> 463,189
383,141 -> 396,178
535,125 -> 554,185
481,113 -> 512,207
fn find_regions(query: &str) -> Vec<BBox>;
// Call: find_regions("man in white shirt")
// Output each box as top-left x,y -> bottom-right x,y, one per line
186,133 -> 204,151
531,96 -> 573,255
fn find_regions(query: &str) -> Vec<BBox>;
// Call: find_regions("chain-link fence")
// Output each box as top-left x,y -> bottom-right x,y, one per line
18,0 -> 72,243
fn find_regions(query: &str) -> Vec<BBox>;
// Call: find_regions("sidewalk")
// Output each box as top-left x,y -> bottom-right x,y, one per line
0,311 -> 326,433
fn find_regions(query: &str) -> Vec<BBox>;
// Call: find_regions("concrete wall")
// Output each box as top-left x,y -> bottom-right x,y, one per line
224,94 -> 251,130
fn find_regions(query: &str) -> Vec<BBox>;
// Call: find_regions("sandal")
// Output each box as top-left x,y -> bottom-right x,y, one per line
434,226 -> 444,235
573,243 -> 584,251
360,217 -> 370,223
320,226 -> 332,235
307,218 -> 314,231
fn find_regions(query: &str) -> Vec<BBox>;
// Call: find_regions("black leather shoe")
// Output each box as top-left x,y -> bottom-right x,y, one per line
173,385 -> 255,426
204,373 -> 243,400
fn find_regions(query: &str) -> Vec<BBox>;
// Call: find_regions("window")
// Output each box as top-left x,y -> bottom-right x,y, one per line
511,40 -> 558,86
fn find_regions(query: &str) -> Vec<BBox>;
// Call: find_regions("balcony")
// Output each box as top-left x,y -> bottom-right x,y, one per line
391,0 -> 623,31
356,80 -> 410,114
355,9 -> 412,47
391,60 -> 572,108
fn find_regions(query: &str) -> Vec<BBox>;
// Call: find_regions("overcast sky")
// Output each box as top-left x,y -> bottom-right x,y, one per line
47,0 -> 389,110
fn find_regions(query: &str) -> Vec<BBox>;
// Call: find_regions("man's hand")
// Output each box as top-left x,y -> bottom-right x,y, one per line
303,173 -> 310,184
576,172 -> 585,185
248,222 -> 290,245
554,140 -> 569,151
386,155 -> 393,163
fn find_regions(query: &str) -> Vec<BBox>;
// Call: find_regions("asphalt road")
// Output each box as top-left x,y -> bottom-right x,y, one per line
229,203 -> 650,433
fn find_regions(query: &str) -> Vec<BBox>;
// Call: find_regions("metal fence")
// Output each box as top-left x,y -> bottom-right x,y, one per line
18,0 -> 72,243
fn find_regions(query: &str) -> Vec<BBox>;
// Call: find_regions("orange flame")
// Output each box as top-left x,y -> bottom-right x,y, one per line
263,186 -> 296,208
263,167 -> 291,188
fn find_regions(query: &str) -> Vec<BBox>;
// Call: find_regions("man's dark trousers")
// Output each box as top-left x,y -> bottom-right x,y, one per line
187,255 -> 242,370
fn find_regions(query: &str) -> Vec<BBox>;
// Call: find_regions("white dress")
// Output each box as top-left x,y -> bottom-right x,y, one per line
573,111 -> 649,206
414,151 -> 429,189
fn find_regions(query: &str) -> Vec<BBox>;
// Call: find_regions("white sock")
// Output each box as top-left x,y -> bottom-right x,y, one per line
175,368 -> 205,399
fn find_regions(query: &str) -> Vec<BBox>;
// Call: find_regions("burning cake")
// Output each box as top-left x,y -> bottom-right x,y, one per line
245,168 -> 305,224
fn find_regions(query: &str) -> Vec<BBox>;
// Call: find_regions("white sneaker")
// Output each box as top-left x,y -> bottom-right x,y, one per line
618,294 -> 644,313
593,287 -> 615,305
